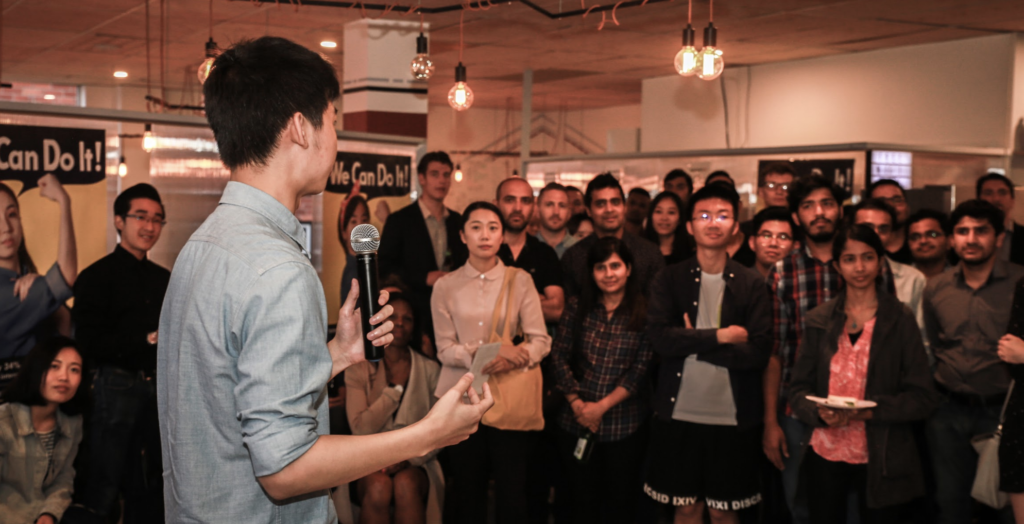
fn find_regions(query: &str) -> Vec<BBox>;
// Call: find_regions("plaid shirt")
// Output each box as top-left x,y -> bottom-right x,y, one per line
769,246 -> 895,415
550,297 -> 653,442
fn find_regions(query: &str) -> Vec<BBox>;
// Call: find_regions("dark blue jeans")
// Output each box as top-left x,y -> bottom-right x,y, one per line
925,398 -> 1014,524
78,366 -> 164,523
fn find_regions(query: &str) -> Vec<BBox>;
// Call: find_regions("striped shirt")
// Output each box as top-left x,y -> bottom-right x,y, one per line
37,429 -> 57,482
550,297 -> 653,442
768,246 -> 895,415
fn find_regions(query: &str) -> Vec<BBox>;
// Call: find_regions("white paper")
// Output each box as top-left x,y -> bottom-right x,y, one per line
468,342 -> 502,395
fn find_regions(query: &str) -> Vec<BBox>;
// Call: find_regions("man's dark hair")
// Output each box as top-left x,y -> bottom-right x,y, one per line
628,187 -> 650,200
418,151 -> 454,176
976,172 -> 1015,200
664,169 -> 692,192
949,199 -> 1005,237
752,206 -> 800,243
705,170 -> 734,187
788,174 -> 844,214
832,223 -> 886,266
337,195 -> 368,245
538,182 -> 568,201
114,183 -> 164,218
1,336 -> 88,416
584,173 -> 625,208
566,213 -> 592,236
906,208 -> 949,234
867,178 -> 906,199
461,201 -> 506,232
758,162 -> 797,187
566,186 -> 584,197
687,181 -> 739,220
576,237 -> 646,334
851,198 -> 897,229
204,37 -> 341,170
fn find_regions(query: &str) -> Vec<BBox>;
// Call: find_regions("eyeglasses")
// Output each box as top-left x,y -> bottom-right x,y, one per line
908,230 -> 944,242
764,182 -> 789,192
693,213 -> 733,224
756,231 -> 793,243
125,214 -> 166,227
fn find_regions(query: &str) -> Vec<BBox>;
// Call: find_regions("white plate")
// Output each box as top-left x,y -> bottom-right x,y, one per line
806,395 -> 877,410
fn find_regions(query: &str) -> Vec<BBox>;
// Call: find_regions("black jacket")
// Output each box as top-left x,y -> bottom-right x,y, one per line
788,290 -> 940,509
647,257 -> 772,430
378,201 -> 467,328
1011,222 -> 1024,267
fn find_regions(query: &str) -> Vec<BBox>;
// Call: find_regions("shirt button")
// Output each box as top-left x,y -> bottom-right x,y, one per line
480,275 -> 485,280
677,372 -> 681,377
695,278 -> 700,282
693,301 -> 698,306
478,321 -> 484,326
670,397 -> 676,402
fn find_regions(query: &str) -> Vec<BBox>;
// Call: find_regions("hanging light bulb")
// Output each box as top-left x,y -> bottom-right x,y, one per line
673,24 -> 699,76
197,38 -> 220,84
410,33 -> 435,80
448,63 -> 474,111
142,124 -> 155,153
118,157 -> 128,178
454,164 -> 464,182
695,22 -> 724,81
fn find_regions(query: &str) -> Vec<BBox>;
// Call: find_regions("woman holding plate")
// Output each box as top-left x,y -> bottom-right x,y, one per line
788,224 -> 940,524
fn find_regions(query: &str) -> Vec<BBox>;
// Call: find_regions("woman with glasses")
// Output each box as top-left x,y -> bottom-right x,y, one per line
0,176 -> 77,369
788,224 -> 939,524
642,191 -> 694,266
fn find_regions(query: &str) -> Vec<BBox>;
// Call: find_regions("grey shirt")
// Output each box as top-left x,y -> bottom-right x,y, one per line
672,272 -> 738,425
923,259 -> 1024,397
157,182 -> 336,523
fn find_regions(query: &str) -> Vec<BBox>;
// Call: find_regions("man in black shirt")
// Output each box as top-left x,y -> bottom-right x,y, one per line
73,183 -> 170,523
867,179 -> 914,264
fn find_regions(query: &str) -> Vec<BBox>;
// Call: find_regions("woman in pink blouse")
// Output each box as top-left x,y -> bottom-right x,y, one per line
788,224 -> 939,524
431,202 -> 551,524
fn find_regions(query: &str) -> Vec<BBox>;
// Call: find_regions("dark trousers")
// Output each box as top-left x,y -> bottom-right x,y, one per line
556,426 -> 645,524
444,425 -> 539,524
803,448 -> 898,524
77,366 -> 164,523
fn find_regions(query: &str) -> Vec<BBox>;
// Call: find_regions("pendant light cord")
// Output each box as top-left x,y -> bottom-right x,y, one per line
145,0 -> 152,106
687,0 -> 691,24
709,0 -> 712,22
459,10 -> 464,62
209,0 -> 213,39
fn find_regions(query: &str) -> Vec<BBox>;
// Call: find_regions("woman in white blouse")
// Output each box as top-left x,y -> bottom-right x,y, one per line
431,201 -> 551,524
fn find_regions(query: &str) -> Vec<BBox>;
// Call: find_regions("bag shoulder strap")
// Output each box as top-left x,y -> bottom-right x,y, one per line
1000,380 -> 1016,428
489,267 -> 519,339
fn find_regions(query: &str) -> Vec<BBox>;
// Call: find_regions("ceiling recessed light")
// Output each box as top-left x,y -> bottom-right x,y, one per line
113,71 -> 128,78
320,41 -> 337,48
43,94 -> 56,100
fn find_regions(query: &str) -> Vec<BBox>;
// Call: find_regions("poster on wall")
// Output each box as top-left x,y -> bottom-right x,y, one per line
326,151 -> 413,197
758,159 -> 855,198
0,124 -> 106,193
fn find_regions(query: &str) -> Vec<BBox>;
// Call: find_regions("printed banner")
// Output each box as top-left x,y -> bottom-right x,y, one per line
0,124 -> 107,194
326,151 -> 412,197
759,159 -> 855,197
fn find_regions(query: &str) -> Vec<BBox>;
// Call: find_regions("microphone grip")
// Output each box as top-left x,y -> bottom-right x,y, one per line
355,252 -> 385,362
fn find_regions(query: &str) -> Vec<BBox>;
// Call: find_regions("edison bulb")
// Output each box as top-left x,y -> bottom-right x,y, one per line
142,130 -> 155,153
411,54 -> 435,80
448,82 -> 474,111
454,166 -> 464,182
118,158 -> 128,177
696,47 -> 724,80
674,46 -> 699,76
198,57 -> 215,84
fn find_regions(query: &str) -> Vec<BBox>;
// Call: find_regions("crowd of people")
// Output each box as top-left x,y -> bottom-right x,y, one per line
3,147 -> 1024,524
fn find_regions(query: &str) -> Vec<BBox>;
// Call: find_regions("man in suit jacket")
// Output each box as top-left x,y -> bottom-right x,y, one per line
378,151 -> 468,339
977,171 -> 1024,266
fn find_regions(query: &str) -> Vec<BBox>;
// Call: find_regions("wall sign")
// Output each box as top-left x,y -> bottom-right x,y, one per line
0,124 -> 106,194
759,159 -> 855,198
325,151 -> 413,197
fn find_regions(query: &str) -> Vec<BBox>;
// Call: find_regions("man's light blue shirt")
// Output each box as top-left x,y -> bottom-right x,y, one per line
157,181 -> 336,523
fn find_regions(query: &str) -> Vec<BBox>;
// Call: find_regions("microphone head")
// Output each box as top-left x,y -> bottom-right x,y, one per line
350,224 -> 380,253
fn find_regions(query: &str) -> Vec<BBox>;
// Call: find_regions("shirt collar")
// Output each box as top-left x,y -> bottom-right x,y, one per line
113,244 -> 147,266
952,258 -> 1012,286
418,198 -> 449,222
10,403 -> 73,438
219,181 -> 306,251
461,259 -> 506,281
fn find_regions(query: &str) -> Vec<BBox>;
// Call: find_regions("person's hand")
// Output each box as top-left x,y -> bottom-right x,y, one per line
998,334 -> 1024,364
147,331 -> 159,345
575,401 -> 604,433
35,515 -> 55,524
762,421 -> 789,471
375,201 -> 391,224
569,398 -> 585,418
481,356 -> 512,375
717,325 -> 748,345
497,344 -> 530,368
817,406 -> 851,427
328,389 -> 346,409
12,272 -> 39,301
37,174 -> 68,204
848,409 -> 873,421
380,460 -> 409,476
426,271 -> 446,287
330,279 -> 394,376
421,373 -> 494,449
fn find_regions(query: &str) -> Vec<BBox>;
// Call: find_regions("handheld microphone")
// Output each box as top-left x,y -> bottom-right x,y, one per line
350,224 -> 385,362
